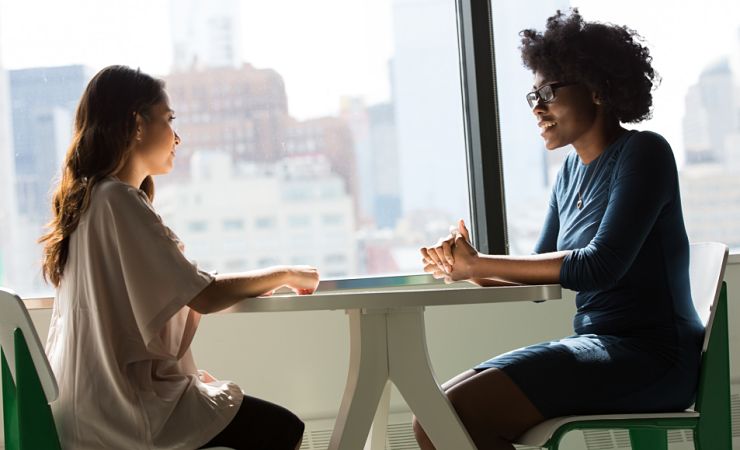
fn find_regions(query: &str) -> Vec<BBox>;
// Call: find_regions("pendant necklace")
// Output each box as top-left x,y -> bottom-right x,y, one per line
577,153 -> 605,210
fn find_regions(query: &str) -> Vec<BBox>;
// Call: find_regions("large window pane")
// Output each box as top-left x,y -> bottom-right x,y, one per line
493,1 -> 740,254
0,0 -> 471,296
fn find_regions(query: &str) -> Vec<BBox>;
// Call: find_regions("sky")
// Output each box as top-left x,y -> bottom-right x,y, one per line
1,0 -> 739,163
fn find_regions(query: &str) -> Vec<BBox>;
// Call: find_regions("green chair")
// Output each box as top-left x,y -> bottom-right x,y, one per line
1,287 -> 61,450
515,242 -> 731,450
0,288 -> 234,450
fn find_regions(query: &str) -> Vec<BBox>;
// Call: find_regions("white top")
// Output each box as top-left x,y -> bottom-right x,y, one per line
46,177 -> 243,450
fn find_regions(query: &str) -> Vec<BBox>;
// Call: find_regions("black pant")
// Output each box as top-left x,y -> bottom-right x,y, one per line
200,395 -> 305,450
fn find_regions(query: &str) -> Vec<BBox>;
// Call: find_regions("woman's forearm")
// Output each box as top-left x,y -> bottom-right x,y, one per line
470,251 -> 570,284
189,267 -> 290,314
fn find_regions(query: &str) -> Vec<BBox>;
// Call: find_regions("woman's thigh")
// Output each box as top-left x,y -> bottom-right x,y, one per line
199,394 -> 304,450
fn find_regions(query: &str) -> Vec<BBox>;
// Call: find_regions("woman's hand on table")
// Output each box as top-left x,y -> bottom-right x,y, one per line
421,219 -> 480,283
284,265 -> 320,295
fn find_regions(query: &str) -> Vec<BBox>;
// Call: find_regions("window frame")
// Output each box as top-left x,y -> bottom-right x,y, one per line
456,0 -> 509,256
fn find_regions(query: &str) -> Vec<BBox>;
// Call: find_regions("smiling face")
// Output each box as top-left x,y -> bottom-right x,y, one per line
531,72 -> 600,151
134,97 -> 180,176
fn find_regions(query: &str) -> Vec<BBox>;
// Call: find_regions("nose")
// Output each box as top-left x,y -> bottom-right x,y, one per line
174,131 -> 181,145
531,99 -> 547,116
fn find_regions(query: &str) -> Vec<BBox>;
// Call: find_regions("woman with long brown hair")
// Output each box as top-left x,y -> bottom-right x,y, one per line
41,65 -> 317,450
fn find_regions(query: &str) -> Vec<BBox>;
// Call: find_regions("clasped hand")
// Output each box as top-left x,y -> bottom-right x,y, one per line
420,219 -> 479,283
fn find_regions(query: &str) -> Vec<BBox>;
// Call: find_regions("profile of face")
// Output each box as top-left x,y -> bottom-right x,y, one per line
134,95 -> 180,176
530,72 -> 600,150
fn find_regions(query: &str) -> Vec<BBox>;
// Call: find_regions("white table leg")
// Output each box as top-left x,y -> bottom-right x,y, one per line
364,380 -> 391,450
387,308 -> 476,450
329,310 -> 390,450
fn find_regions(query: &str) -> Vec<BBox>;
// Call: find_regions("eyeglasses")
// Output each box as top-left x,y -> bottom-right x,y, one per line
526,82 -> 578,108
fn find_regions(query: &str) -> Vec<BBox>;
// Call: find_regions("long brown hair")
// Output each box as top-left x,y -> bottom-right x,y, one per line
40,65 -> 166,286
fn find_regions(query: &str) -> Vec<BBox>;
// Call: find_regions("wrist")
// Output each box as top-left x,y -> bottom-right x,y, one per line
273,265 -> 293,287
468,252 -> 483,279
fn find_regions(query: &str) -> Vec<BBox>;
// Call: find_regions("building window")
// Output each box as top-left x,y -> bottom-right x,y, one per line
223,219 -> 244,231
188,221 -> 208,232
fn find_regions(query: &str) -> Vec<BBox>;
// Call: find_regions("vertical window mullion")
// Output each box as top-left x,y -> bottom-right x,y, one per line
456,0 -> 509,255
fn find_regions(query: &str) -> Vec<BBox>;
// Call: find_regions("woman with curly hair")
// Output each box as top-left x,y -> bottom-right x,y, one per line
415,9 -> 703,450
40,65 -> 318,449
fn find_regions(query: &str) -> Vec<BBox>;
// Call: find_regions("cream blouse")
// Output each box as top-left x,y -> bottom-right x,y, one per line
46,177 -> 242,449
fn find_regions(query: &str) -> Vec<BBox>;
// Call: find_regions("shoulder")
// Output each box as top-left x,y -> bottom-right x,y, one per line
619,130 -> 676,166
90,177 -> 157,221
93,178 -> 150,208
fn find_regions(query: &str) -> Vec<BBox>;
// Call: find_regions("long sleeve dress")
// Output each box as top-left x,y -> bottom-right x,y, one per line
474,130 -> 704,418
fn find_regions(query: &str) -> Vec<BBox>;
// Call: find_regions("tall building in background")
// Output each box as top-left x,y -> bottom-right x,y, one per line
0,37 -> 18,286
170,0 -> 242,71
391,0 -> 468,220
165,64 -> 290,174
680,54 -> 740,249
9,65 -> 89,223
683,59 -> 737,164
7,65 -> 88,295
340,97 -> 401,228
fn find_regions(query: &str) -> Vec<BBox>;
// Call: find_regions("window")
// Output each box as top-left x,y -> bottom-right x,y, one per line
1,0 -> 492,296
255,217 -> 277,229
490,0 -> 740,254
187,221 -> 208,233
222,219 -> 244,231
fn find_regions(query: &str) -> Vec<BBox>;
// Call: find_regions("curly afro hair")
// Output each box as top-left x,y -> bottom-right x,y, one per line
520,8 -> 659,123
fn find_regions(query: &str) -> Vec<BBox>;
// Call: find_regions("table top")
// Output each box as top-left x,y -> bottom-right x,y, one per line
21,274 -> 561,313
221,283 -> 561,313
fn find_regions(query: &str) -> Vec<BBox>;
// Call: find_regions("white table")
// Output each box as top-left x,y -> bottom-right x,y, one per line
219,281 -> 562,450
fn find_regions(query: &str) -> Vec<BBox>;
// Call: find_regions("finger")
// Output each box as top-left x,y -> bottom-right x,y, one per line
425,246 -> 444,268
432,269 -> 446,279
420,248 -> 437,267
432,246 -> 449,272
420,247 -> 432,261
455,234 -> 470,248
442,240 -> 454,267
423,262 -> 437,273
459,219 -> 471,242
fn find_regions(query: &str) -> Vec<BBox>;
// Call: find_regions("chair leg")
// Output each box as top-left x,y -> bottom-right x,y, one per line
629,429 -> 667,450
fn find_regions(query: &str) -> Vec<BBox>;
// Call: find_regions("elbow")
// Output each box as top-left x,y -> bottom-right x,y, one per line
188,294 -> 213,314
560,249 -> 623,292
188,281 -> 218,314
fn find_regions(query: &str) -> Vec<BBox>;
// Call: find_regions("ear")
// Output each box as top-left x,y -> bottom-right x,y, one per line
592,91 -> 602,106
134,112 -> 145,142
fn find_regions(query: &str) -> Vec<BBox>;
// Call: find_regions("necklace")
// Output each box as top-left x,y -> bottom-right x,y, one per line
577,153 -> 605,209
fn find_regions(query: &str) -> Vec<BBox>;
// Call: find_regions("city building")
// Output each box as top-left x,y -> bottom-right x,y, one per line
682,58 -> 737,164
155,152 -> 357,278
170,0 -> 242,71
0,43 -> 17,286
340,98 -> 401,229
391,0 -> 469,220
164,64 -> 290,177
9,65 -> 89,223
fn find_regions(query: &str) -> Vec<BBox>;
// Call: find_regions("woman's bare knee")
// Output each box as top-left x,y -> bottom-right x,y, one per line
446,369 -> 544,443
441,369 -> 479,391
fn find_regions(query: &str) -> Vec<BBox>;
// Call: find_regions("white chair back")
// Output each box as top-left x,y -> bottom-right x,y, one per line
0,287 -> 59,403
689,242 -> 729,352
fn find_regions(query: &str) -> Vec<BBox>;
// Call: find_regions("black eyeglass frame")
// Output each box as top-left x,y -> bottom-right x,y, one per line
526,81 -> 579,108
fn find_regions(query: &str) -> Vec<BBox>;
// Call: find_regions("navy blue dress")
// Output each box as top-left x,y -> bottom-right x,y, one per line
474,130 -> 704,418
